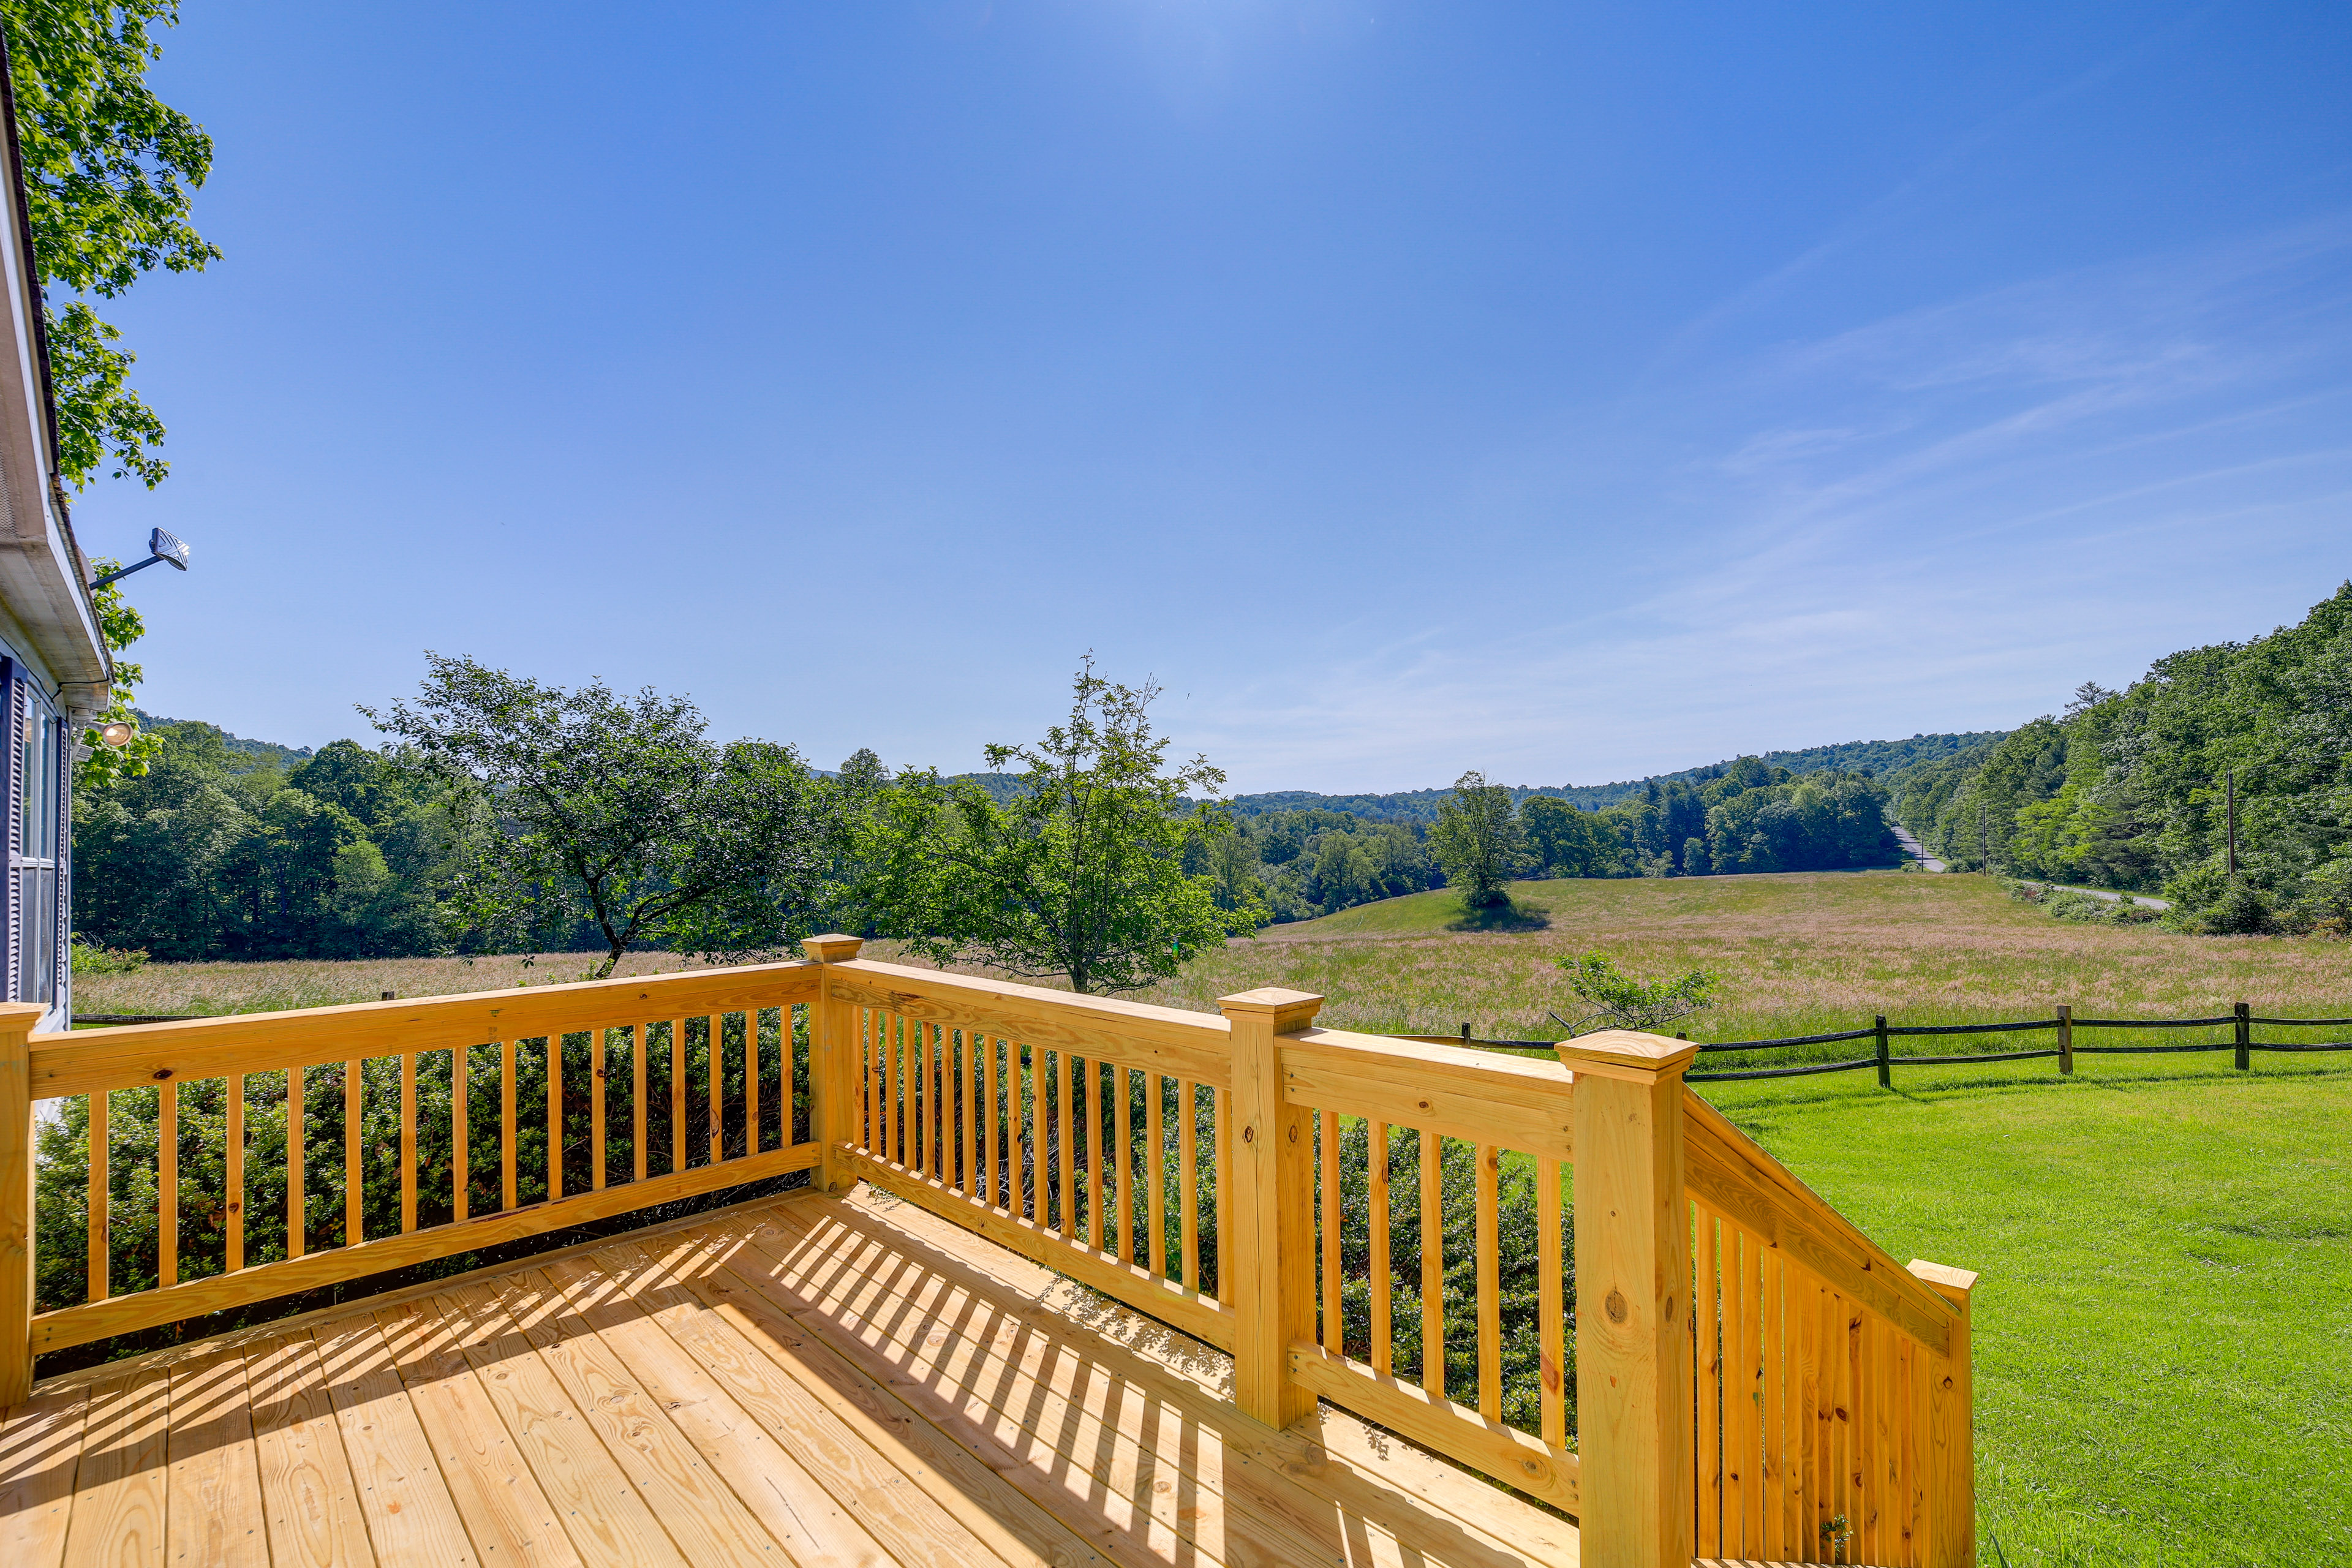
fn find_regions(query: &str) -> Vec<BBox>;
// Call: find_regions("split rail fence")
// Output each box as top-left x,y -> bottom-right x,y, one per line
1,940 -> 1983,1567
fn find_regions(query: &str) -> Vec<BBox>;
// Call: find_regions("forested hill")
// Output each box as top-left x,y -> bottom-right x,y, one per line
1226,731 -> 2003,823
131,710 -> 314,771
1890,581 -> 2352,933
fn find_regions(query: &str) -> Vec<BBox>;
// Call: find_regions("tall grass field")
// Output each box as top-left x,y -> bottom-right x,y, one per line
67,870 -> 2352,1565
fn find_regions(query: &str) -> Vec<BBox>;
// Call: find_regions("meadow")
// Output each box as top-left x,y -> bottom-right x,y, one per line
66,871 -> 2352,1564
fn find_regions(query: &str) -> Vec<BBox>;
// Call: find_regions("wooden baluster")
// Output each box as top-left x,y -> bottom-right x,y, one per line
1904,1320 -> 1931,1567
884,1016 -> 900,1168
969,1034 -> 984,1200
1863,1313 -> 1887,1564
284,1069 -> 301,1260
1147,1074 -> 1167,1280
1213,1086 -> 1232,1306
399,1053 -> 416,1232
1831,1291 -> 1853,1558
935,1026 -> 948,1182
1019,1043 -> 1036,1219
1798,1272 -> 1822,1556
1179,1080 -> 1199,1291
1058,1052 -> 1077,1238
344,1057 -> 362,1245
1724,1229 -> 1751,1556
709,1016 -> 726,1165
1476,1142 -> 1500,1419
1114,1066 -> 1133,1261
1370,1121 -> 1392,1376
157,1080 -> 178,1286
862,1011 -> 875,1154
748,1013 -> 763,1157
634,1024 -> 649,1182
1537,1153 -> 1564,1449
1696,1204 -> 1722,1559
227,1073 -> 246,1269
589,1029 -> 606,1193
1320,1109 -> 1341,1350
1818,1283 -> 1839,1556
88,1090 -> 108,1300
985,1035 -> 1000,1208
911,1023 -> 924,1174
548,1033 -> 565,1200
1419,1126 -> 1442,1398
451,1047 -> 468,1224
1764,1251 -> 1788,1562
501,1038 -> 517,1211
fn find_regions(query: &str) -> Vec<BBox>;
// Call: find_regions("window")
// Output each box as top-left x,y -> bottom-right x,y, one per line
15,684 -> 58,1006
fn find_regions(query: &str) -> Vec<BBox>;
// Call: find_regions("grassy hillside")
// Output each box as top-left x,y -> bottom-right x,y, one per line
1106,870 -> 2352,1044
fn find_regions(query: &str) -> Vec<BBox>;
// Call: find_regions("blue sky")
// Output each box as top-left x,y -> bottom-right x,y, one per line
74,1 -> 2352,792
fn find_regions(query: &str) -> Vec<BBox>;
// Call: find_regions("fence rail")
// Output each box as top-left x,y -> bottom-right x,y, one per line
1409,1004 -> 2352,1084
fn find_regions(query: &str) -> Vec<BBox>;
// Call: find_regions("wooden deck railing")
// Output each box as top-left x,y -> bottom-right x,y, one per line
0,938 -> 1979,1568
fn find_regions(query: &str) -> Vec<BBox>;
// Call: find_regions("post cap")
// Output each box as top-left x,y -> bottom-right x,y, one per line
1217,987 -> 1324,1034
802,934 -> 865,963
0,1000 -> 48,1035
1552,1028 -> 1699,1082
1906,1259 -> 1979,1303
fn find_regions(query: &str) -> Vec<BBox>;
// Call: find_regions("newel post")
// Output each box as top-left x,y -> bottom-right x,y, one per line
1554,1029 -> 1698,1568
1909,1259 -> 1978,1568
802,935 -> 865,1196
0,1000 -> 45,1406
1219,986 -> 1322,1430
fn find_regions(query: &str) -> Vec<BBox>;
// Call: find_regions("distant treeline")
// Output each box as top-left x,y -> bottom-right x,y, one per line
1224,731 -> 2000,823
1200,757 -> 1900,923
1890,582 -> 2352,935
75,715 -> 1907,955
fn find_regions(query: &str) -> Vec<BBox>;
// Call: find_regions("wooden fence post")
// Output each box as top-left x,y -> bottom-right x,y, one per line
1909,1260 -> 1978,1568
2234,1002 -> 2250,1072
0,1000 -> 47,1406
1875,1014 -> 1891,1088
1220,987 -> 1322,1430
1555,1029 -> 1697,1568
804,935 -> 864,1194
2057,1005 -> 2073,1075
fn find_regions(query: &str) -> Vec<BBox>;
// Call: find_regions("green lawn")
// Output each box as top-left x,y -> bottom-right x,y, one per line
1701,1058 -> 2351,1567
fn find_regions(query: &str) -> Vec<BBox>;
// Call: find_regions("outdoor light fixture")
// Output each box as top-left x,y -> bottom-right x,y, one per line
97,721 -> 135,748
89,527 -> 192,590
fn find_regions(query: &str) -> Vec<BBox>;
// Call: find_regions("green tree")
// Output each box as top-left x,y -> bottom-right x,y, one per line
4,0 -> 217,487
1427,770 -> 1529,908
849,660 -> 1255,993
363,655 -> 832,977
1552,952 -> 1718,1036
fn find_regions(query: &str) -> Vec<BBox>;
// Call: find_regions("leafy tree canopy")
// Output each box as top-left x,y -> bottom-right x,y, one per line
847,659 -> 1254,994
4,0 -> 216,488
363,655 -> 833,978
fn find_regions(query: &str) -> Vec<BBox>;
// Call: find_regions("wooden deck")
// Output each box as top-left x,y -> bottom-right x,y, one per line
1,1185 -> 1583,1568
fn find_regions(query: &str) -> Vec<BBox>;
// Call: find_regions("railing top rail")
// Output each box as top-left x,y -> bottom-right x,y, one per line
1283,1023 -> 1577,1161
29,959 -> 821,1100
1681,1086 -> 1959,1355
826,956 -> 1235,1087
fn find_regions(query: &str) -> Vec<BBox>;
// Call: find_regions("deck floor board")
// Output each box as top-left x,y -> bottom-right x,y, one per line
5,1186 -> 1586,1568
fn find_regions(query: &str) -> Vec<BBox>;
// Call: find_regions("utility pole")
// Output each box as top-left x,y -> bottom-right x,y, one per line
2226,769 -> 2239,876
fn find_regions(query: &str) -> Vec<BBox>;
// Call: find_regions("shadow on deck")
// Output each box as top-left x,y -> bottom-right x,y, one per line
2,1186 -> 1581,1567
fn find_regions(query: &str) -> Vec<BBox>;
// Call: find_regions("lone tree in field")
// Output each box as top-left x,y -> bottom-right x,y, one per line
849,658 -> 1256,994
363,655 -> 831,976
1428,771 -> 1530,908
